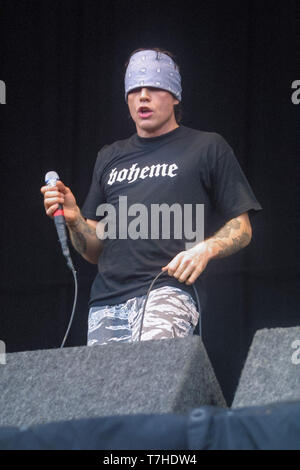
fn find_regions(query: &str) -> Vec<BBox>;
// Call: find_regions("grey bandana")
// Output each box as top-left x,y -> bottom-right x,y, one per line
124,50 -> 182,102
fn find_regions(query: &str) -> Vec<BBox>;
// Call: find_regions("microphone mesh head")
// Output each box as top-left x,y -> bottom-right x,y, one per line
45,171 -> 60,185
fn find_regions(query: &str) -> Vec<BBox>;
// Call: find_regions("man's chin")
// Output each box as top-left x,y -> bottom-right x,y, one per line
134,115 -> 176,137
136,120 -> 160,135
137,117 -> 167,131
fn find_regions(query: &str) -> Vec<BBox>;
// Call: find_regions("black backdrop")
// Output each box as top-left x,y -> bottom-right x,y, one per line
0,0 -> 299,405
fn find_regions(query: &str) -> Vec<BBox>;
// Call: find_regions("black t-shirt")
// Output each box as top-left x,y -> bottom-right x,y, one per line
81,125 -> 262,307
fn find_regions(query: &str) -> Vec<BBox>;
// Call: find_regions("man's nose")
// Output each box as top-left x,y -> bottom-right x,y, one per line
139,87 -> 151,100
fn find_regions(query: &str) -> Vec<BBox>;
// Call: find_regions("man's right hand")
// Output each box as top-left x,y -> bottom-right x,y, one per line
41,180 -> 102,264
40,180 -> 80,226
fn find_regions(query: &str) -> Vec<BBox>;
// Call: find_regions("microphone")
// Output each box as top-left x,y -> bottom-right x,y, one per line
45,171 -> 74,271
45,171 -> 78,348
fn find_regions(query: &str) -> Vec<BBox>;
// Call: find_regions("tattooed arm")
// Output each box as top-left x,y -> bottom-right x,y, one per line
67,214 -> 103,264
162,212 -> 252,285
205,212 -> 252,260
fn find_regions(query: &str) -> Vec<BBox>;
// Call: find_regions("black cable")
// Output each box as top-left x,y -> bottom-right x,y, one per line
138,271 -> 202,342
56,222 -> 77,348
138,271 -> 164,342
192,283 -> 202,338
60,266 -> 78,348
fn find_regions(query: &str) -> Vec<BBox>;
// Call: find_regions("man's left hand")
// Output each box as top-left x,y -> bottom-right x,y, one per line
162,243 -> 211,285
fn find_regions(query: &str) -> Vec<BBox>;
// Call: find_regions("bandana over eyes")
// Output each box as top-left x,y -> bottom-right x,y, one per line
125,50 -> 182,102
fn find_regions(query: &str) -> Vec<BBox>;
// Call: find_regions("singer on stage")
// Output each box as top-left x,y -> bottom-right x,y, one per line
41,48 -> 262,346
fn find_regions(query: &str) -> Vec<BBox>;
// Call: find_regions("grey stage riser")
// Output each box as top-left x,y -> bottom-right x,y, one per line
0,336 -> 226,428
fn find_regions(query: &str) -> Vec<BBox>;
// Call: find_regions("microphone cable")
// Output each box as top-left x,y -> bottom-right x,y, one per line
49,236 -> 78,349
60,265 -> 78,348
138,271 -> 202,342
52,205 -> 78,348
54,229 -> 78,349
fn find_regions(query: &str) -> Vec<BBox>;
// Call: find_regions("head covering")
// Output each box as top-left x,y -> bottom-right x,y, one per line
125,50 -> 182,102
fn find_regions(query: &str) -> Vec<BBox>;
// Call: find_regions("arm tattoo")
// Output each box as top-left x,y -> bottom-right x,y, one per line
210,218 -> 251,259
71,231 -> 87,254
215,219 -> 241,237
215,232 -> 251,258
68,214 -> 97,255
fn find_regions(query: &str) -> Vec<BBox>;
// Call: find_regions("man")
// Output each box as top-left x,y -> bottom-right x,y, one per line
41,48 -> 262,345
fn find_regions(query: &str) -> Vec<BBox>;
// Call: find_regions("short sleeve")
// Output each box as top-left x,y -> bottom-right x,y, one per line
81,147 -> 108,221
210,146 -> 262,220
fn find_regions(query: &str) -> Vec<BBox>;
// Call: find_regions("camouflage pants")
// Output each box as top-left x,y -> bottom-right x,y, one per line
87,285 -> 200,346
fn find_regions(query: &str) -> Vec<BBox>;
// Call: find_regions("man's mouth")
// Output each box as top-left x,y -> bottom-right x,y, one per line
138,107 -> 153,119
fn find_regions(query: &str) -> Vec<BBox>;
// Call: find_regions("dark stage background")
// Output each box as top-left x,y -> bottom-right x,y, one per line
0,0 -> 299,405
